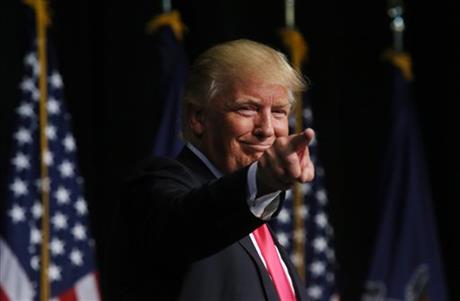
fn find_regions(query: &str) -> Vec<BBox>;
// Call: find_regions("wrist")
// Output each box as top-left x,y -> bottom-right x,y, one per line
256,161 -> 288,196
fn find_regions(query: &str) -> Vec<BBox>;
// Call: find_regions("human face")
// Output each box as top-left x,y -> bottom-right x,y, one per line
193,79 -> 291,174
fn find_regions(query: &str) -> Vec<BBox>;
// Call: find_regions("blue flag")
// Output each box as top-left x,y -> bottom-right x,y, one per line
0,9 -> 100,301
363,54 -> 448,301
271,92 -> 339,301
150,14 -> 188,157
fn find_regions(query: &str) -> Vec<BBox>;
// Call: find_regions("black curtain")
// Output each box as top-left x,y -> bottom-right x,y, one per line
0,0 -> 456,299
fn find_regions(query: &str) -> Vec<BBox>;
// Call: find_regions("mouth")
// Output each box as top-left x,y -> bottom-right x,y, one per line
240,142 -> 272,152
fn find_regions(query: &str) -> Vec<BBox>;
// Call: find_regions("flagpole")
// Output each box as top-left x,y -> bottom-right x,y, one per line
25,0 -> 51,299
282,0 -> 308,280
37,1 -> 51,298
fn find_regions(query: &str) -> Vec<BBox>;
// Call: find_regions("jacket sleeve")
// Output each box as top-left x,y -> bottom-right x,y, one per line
121,156 -> 265,262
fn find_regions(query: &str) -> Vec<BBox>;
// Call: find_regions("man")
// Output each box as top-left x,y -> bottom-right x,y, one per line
112,39 -> 315,300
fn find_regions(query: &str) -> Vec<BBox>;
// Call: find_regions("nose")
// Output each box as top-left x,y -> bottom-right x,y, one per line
253,111 -> 274,139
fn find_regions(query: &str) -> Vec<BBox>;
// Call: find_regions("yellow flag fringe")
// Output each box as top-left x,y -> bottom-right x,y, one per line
145,10 -> 187,41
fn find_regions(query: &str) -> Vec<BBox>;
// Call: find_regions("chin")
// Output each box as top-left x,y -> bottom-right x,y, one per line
248,152 -> 264,162
239,154 -> 262,168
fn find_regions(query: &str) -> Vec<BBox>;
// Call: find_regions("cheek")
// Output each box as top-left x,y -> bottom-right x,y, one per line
273,119 -> 289,136
208,117 -> 247,152
226,117 -> 254,138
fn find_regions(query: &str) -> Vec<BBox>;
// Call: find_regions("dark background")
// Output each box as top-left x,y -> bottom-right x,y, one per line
0,0 -> 457,300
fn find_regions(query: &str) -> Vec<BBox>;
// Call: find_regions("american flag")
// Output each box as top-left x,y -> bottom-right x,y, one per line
0,31 -> 100,300
270,94 -> 339,301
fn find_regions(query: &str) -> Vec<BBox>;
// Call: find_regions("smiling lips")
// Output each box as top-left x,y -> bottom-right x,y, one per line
241,142 -> 272,152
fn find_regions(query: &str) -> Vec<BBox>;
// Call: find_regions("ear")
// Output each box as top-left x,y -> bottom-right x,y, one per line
188,104 -> 206,137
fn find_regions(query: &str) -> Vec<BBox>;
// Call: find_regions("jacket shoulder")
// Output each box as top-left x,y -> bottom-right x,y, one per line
125,155 -> 199,188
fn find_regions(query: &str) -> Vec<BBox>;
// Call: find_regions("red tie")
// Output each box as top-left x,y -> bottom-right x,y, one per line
252,224 -> 296,301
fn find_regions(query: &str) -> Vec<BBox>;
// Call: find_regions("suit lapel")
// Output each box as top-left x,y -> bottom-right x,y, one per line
239,236 -> 280,301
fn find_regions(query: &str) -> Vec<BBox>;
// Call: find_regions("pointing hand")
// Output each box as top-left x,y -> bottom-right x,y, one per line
257,128 -> 315,194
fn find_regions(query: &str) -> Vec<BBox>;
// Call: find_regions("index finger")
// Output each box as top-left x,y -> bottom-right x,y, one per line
287,128 -> 315,153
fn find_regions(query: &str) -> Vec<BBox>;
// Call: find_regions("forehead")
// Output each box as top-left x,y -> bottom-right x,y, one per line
229,78 -> 290,104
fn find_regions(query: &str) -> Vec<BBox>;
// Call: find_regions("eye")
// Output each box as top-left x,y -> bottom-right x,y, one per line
236,105 -> 257,116
272,109 -> 288,119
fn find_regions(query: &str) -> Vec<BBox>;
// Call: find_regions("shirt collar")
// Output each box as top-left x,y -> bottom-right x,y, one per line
186,143 -> 223,178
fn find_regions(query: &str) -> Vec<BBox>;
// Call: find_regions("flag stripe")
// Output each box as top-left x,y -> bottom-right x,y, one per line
58,287 -> 77,301
75,273 -> 100,301
0,238 -> 34,301
0,286 -> 11,301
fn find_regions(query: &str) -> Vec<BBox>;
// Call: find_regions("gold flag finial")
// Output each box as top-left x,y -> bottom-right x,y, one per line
145,10 -> 187,41
383,48 -> 414,81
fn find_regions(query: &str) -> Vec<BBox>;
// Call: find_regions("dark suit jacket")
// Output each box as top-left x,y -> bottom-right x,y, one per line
109,147 -> 309,301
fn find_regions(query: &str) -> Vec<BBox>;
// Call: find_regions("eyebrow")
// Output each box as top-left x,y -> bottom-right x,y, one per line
233,97 -> 290,107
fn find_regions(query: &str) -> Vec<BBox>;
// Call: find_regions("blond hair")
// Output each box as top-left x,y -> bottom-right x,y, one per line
182,39 -> 306,140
